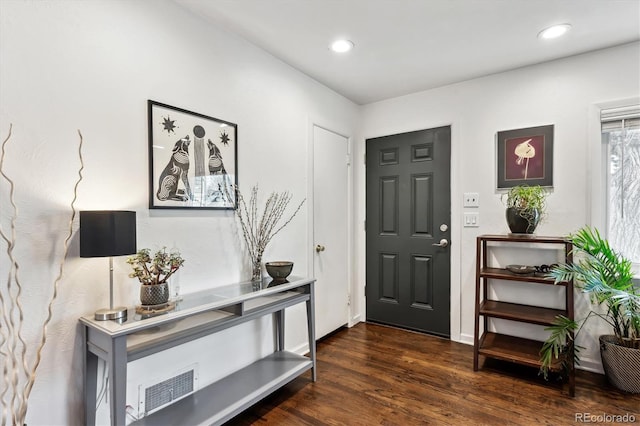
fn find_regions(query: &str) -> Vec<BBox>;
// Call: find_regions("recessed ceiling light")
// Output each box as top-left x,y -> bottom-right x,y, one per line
538,24 -> 572,40
330,39 -> 354,53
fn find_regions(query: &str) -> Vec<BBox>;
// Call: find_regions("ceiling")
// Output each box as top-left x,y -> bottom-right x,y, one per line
175,0 -> 640,105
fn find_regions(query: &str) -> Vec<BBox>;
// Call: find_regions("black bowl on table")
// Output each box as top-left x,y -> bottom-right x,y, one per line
265,261 -> 293,284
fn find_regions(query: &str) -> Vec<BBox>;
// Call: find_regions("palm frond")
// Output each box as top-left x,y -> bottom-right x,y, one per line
539,315 -> 579,380
540,226 -> 639,378
570,227 -> 634,291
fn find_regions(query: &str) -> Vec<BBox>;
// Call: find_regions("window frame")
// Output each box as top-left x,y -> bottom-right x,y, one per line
588,97 -> 640,278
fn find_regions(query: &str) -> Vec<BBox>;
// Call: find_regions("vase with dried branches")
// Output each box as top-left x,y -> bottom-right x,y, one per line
0,124 -> 84,425
230,185 -> 305,282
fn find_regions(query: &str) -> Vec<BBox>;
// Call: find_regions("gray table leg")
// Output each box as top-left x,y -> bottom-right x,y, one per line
274,310 -> 285,351
108,335 -> 127,426
84,326 -> 98,426
306,283 -> 317,381
272,312 -> 279,351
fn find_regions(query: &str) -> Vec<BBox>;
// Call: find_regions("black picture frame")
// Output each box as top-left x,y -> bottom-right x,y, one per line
496,124 -> 553,189
148,100 -> 237,209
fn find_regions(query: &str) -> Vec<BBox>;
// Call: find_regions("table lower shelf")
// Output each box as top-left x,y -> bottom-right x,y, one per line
478,332 -> 563,371
132,351 -> 313,426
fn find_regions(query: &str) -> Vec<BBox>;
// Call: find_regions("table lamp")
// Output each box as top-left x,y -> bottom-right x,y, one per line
80,210 -> 137,321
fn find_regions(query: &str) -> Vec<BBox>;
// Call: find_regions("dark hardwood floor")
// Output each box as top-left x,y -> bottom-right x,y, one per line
228,323 -> 639,425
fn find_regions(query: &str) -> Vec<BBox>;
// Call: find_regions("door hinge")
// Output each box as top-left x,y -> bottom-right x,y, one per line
347,294 -> 351,306
346,154 -> 351,165
364,220 -> 366,231
364,153 -> 366,165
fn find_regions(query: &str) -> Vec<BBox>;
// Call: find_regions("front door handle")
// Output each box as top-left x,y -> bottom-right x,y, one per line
315,244 -> 326,252
432,239 -> 449,248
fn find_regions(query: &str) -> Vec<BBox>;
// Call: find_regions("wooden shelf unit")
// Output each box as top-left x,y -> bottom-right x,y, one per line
479,300 -> 565,326
473,234 -> 575,396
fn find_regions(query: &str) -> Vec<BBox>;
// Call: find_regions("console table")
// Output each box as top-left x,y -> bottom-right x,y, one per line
80,276 -> 316,426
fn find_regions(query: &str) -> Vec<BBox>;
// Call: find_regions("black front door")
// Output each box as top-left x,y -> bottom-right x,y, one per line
365,126 -> 451,337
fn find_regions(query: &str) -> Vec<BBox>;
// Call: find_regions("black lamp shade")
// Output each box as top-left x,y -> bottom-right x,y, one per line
80,211 -> 137,258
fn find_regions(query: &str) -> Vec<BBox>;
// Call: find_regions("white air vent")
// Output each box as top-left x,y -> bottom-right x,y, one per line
138,364 -> 198,417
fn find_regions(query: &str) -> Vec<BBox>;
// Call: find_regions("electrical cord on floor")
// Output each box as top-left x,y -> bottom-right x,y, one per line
126,405 -> 140,422
95,363 -> 108,410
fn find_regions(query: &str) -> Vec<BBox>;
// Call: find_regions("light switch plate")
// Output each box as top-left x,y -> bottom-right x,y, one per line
463,192 -> 479,207
464,212 -> 479,227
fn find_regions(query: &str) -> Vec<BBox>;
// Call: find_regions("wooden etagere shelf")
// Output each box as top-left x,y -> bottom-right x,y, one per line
473,234 -> 575,396
479,300 -> 565,325
479,267 -> 567,285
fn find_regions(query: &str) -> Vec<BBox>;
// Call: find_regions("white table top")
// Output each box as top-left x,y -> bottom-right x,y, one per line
79,276 -> 314,337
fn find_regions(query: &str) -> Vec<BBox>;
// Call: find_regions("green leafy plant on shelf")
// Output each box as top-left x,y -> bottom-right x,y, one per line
127,247 -> 185,285
539,227 -> 640,380
503,185 -> 548,233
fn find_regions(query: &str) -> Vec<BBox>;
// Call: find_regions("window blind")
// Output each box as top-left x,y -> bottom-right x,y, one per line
601,105 -> 640,122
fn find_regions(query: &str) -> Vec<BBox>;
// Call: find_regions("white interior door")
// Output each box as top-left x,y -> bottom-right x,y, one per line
312,125 -> 350,339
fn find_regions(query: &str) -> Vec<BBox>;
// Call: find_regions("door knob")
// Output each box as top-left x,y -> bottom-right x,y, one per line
432,239 -> 449,248
315,244 -> 326,252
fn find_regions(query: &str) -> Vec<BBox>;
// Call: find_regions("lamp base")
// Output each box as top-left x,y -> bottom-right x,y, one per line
94,306 -> 128,321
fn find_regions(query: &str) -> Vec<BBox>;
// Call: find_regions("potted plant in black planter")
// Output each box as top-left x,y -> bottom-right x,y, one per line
504,185 -> 548,234
540,227 -> 640,393
127,247 -> 185,306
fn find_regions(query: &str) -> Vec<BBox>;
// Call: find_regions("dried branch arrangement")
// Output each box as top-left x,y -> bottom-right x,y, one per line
231,184 -> 305,281
0,124 -> 84,425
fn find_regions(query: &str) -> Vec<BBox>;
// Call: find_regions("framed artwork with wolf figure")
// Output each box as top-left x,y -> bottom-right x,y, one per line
148,100 -> 237,209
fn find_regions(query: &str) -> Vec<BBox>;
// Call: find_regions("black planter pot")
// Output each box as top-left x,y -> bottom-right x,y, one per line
506,207 -> 540,234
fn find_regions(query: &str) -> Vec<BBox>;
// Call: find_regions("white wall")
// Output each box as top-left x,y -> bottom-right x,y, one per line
355,42 -> 640,373
0,1 -> 358,425
2,1 -> 638,423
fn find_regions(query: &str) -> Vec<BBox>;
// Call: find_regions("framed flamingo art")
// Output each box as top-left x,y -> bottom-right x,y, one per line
496,124 -> 553,189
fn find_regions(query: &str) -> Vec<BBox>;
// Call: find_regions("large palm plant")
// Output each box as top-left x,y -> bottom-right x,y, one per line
540,226 -> 640,378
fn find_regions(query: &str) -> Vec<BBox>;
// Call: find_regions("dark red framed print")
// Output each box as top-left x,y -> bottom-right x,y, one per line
497,124 -> 553,189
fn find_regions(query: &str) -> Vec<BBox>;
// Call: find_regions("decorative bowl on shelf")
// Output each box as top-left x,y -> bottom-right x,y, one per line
265,261 -> 294,283
506,264 -> 536,275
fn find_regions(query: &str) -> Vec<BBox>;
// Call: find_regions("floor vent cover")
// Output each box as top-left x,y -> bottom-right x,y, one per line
139,365 -> 198,416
